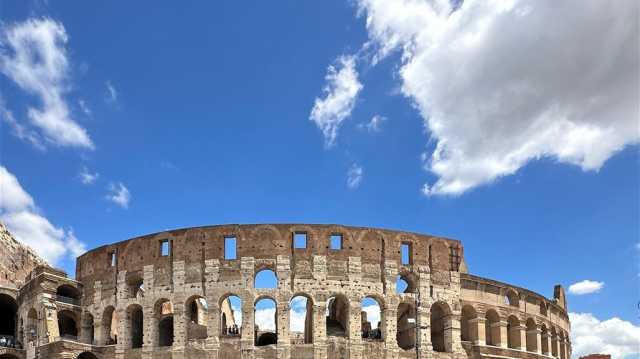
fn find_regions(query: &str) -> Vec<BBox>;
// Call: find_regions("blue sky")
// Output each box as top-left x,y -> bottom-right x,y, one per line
0,1 -> 638,356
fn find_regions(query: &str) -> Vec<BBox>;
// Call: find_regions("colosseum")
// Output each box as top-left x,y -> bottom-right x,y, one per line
0,224 -> 571,359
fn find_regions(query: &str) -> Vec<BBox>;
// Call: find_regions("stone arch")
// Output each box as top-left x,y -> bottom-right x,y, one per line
185,295 -> 208,340
254,268 -> 278,289
507,315 -> 521,349
125,271 -> 144,299
540,323 -> 549,354
101,306 -> 117,345
396,301 -> 416,350
77,352 -> 98,359
25,308 -> 38,343
0,294 -> 17,339
81,312 -> 94,344
504,289 -> 519,307
461,304 -> 477,342
290,293 -> 313,344
254,296 -> 277,346
57,310 -> 79,339
525,317 -> 538,352
326,294 -> 349,337
126,304 -> 143,349
154,299 -> 174,347
360,296 -> 383,341
430,301 -> 452,352
484,309 -> 501,346
220,294 -> 241,336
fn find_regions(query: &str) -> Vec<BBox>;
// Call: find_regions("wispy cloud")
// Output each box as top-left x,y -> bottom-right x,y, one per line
78,166 -> 99,185
309,55 -> 362,148
78,99 -> 91,116
358,114 -> 386,133
568,280 -> 604,295
347,163 -> 363,189
105,182 -> 130,209
0,165 -> 86,264
105,80 -> 118,103
0,18 -> 94,149
0,97 -> 45,150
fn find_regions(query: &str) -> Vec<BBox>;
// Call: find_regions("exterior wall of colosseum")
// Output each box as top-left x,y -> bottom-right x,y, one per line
0,224 -> 571,359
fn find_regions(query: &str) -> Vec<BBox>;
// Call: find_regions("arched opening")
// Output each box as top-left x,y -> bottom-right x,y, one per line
395,273 -> 417,294
58,310 -> 78,339
290,295 -> 313,344
430,301 -> 450,352
361,297 -> 382,341
504,290 -> 519,308
0,355 -> 21,359
81,313 -> 94,344
25,308 -> 38,344
539,301 -> 548,316
254,297 -> 277,346
396,302 -> 416,350
77,352 -> 98,359
0,294 -> 17,343
485,309 -> 501,346
526,318 -> 538,352
101,306 -> 117,345
507,315 -> 520,349
255,269 -> 277,289
56,285 -> 81,305
540,324 -> 549,355
461,305 -> 477,342
126,304 -> 143,349
326,295 -> 348,337
551,327 -> 558,357
220,295 -> 241,337
186,296 -> 208,340
125,272 -> 144,299
155,299 -> 173,347
559,332 -> 567,359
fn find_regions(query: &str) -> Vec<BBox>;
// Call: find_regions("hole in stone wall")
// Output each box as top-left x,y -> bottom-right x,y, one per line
160,240 -> 170,257
430,302 -> 450,352
102,306 -> 117,345
401,243 -> 411,265
186,296 -> 208,340
330,234 -> 342,250
127,304 -> 143,349
361,297 -> 382,341
57,310 -> 78,339
289,295 -> 312,344
254,298 -> 277,346
326,295 -> 348,337
396,303 -> 416,350
255,269 -> 277,289
220,295 -> 241,336
224,236 -> 237,260
155,299 -> 173,347
293,233 -> 307,249
0,294 -> 17,339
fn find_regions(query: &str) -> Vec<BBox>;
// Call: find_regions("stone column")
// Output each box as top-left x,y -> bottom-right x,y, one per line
541,332 -> 550,355
313,301 -> 327,359
172,300 -> 186,352
470,318 -> 485,345
529,328 -> 542,354
497,321 -> 508,348
516,325 -> 527,351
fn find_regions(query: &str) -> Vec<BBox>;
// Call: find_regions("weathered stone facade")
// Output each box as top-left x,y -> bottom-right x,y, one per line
0,224 -> 571,359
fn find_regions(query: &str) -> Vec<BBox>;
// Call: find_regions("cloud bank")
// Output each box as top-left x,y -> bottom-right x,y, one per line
570,312 -> 640,359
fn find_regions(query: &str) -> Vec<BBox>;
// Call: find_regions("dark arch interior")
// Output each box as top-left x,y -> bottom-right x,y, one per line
0,355 -> 21,359
130,306 -> 143,348
326,296 -> 348,337
430,304 -> 447,352
58,311 -> 78,338
0,294 -> 17,338
56,285 -> 81,300
256,332 -> 277,346
78,352 -> 98,359
158,316 -> 174,347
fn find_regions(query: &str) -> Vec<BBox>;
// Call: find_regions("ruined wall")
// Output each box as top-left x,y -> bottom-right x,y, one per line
0,223 -> 48,289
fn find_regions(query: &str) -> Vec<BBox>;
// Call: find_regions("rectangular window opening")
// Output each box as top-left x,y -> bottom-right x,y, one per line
160,240 -> 170,257
293,232 -> 307,249
330,234 -> 342,250
224,236 -> 237,260
109,251 -> 117,267
401,242 -> 412,265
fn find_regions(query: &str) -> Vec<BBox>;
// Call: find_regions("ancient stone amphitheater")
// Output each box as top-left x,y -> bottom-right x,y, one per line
0,224 -> 571,359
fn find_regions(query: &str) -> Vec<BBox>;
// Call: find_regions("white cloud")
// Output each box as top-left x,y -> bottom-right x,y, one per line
0,97 -> 44,150
255,308 -> 276,331
78,99 -> 91,116
105,80 -> 118,103
0,165 -> 86,264
347,163 -> 364,189
289,296 -> 309,333
356,0 -> 639,196
105,182 -> 130,209
78,166 -> 99,185
0,18 -> 94,149
362,304 -> 381,329
568,280 -> 604,295
359,114 -> 387,133
570,312 -> 640,359
310,55 -> 363,147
